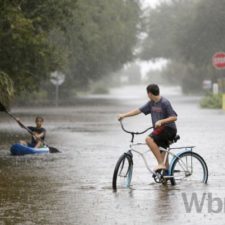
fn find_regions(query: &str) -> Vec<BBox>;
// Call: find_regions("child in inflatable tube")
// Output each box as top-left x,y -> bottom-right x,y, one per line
17,116 -> 46,148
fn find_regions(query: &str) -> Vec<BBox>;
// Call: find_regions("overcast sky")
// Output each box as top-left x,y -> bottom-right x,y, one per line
140,0 -> 161,8
137,0 -> 168,74
140,0 -> 171,9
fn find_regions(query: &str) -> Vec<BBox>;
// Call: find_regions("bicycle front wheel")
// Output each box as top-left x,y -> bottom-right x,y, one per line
170,151 -> 208,185
112,153 -> 133,191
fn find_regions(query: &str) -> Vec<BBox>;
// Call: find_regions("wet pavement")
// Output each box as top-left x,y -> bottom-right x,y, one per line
0,85 -> 225,225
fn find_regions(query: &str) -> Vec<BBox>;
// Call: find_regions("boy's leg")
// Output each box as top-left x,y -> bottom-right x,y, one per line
160,127 -> 177,170
145,136 -> 166,170
19,140 -> 27,145
34,141 -> 42,148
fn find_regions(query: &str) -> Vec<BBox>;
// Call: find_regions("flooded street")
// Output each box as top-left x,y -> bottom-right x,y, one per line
1,85 -> 225,225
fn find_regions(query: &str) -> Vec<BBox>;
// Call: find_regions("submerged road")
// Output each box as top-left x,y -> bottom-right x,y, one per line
0,85 -> 225,225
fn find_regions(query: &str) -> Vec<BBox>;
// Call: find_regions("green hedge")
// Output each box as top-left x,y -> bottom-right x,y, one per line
200,93 -> 222,109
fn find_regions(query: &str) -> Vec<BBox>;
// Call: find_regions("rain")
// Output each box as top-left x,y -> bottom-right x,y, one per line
1,0 -> 225,224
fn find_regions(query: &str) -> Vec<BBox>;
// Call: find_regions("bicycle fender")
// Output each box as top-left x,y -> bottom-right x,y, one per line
168,149 -> 193,175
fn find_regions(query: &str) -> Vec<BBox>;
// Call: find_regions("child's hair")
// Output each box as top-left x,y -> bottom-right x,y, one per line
35,116 -> 44,122
146,84 -> 160,96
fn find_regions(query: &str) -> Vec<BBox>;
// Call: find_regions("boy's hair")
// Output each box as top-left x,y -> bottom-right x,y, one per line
35,116 -> 44,122
146,84 -> 160,96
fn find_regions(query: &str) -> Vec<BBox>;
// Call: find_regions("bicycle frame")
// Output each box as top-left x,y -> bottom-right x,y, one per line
113,120 -> 208,190
119,120 -> 195,177
129,142 -> 195,177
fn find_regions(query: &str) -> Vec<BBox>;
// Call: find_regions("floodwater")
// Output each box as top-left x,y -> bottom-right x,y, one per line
0,85 -> 225,225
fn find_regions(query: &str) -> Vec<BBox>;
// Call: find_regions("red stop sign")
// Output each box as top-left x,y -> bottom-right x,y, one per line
212,52 -> 225,69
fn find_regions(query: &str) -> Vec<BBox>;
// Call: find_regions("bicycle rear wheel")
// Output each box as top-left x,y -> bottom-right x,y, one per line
112,153 -> 133,190
170,151 -> 208,185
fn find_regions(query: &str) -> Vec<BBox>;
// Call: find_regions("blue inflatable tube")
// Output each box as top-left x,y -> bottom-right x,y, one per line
10,143 -> 49,155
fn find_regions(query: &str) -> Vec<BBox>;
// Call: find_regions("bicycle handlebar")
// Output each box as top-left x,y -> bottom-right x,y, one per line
119,120 -> 153,135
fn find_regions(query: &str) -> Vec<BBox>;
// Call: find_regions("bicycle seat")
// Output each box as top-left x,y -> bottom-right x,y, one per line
168,135 -> 180,146
173,135 -> 180,143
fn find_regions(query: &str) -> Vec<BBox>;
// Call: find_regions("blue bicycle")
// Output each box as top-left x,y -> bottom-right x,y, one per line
112,121 -> 208,190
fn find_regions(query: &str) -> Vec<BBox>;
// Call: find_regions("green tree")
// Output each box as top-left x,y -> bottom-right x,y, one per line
0,0 -> 75,94
0,71 -> 14,107
63,0 -> 141,91
0,0 -> 141,103
178,0 -> 225,67
141,0 -> 225,92
141,0 -> 196,60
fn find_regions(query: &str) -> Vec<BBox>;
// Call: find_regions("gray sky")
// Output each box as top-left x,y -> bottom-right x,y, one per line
140,0 -> 161,8
138,0 -> 168,74
140,0 -> 171,9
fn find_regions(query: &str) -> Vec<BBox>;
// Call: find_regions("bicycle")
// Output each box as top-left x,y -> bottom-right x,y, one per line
112,121 -> 208,190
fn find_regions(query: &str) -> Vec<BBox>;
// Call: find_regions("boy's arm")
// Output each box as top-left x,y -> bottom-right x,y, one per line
35,132 -> 45,139
118,108 -> 141,121
155,116 -> 177,127
33,130 -> 46,140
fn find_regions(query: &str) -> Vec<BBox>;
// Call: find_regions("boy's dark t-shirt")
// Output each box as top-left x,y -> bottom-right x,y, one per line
139,96 -> 177,130
27,126 -> 46,146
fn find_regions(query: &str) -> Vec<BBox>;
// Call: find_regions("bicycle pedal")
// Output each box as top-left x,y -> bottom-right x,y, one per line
163,176 -> 174,179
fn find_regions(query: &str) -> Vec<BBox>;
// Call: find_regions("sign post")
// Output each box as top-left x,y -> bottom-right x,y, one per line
212,52 -> 225,110
50,71 -> 65,107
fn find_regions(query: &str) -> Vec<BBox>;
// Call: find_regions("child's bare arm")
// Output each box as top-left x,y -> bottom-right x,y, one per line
118,108 -> 141,121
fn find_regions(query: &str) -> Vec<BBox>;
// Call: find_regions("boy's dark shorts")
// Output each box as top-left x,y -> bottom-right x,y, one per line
149,126 -> 177,149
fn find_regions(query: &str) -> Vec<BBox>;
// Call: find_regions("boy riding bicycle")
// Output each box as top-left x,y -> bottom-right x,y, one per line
118,84 -> 177,172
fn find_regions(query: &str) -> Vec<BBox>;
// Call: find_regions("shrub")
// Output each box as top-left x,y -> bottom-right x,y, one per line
200,93 -> 222,109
